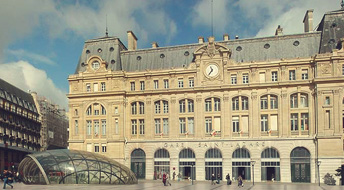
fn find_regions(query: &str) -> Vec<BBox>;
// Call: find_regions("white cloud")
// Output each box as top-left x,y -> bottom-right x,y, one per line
190,0 -> 229,35
0,61 -> 68,109
6,49 -> 55,65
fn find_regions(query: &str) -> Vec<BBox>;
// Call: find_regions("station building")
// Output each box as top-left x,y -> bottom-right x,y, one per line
68,8 -> 344,184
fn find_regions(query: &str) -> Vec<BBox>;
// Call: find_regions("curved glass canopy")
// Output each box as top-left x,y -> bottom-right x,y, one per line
18,149 -> 137,185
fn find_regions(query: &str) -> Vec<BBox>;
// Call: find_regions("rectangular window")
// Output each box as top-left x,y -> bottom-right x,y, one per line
163,118 -> 169,134
188,100 -> 194,112
289,70 -> 296,80
101,82 -> 106,91
188,118 -> 194,134
179,100 -> 185,113
271,115 -> 278,131
131,103 -> 137,115
75,120 -> 78,135
259,72 -> 266,83
243,74 -> 249,84
232,116 -> 239,132
214,99 -> 221,111
242,116 -> 249,133
139,102 -> 144,114
154,80 -> 159,89
231,74 -> 237,84
94,120 -> 99,136
164,79 -> 169,89
163,101 -> 168,113
261,97 -> 268,109
131,120 -> 137,135
155,119 -> 161,134
140,81 -> 145,91
232,98 -> 239,110
205,117 -> 212,133
189,78 -> 194,87
86,83 -> 91,92
102,144 -> 107,152
261,115 -> 268,132
93,83 -> 98,92
101,120 -> 106,136
178,78 -> 184,88
139,119 -> 145,135
270,96 -> 278,109
326,110 -> 330,129
302,69 -> 308,80
291,94 -> 298,108
155,102 -> 161,114
291,113 -> 298,131
115,119 -> 119,134
271,71 -> 278,82
115,107 -> 118,114
94,145 -> 99,152
205,99 -> 212,112
325,96 -> 330,105
87,120 -> 92,135
342,64 -> 344,75
242,97 -> 248,110
130,82 -> 135,91
179,118 -> 186,134
301,113 -> 309,130
214,117 -> 221,132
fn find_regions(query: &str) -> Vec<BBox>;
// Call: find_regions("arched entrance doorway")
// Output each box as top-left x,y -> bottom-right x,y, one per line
261,148 -> 280,181
179,148 -> 195,180
290,147 -> 310,183
131,149 -> 146,179
232,148 -> 251,180
154,149 -> 170,180
205,148 -> 222,180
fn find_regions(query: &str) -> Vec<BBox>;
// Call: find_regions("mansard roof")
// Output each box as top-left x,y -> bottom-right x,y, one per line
0,78 -> 38,113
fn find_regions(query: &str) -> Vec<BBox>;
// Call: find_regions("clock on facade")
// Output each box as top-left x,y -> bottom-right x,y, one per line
92,61 -> 100,70
205,64 -> 219,77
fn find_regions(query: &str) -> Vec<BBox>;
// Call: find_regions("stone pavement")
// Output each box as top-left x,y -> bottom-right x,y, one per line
2,180 -> 344,190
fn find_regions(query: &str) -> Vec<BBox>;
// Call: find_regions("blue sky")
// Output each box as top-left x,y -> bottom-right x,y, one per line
0,0 -> 339,109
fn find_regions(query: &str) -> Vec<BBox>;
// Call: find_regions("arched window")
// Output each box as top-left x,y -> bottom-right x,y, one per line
101,105 -> 106,115
232,148 -> 251,180
85,103 -> 106,116
154,149 -> 170,180
205,148 -> 222,180
261,148 -> 280,181
261,95 -> 278,109
155,100 -> 168,114
290,94 -> 298,108
131,102 -> 144,115
86,105 -> 92,115
232,96 -> 249,111
205,97 -> 221,112
131,149 -> 146,179
300,94 -> 308,108
179,148 -> 195,180
179,99 -> 194,113
290,147 -> 310,182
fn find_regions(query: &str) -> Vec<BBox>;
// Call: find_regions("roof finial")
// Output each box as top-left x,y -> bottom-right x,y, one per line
341,0 -> 344,9
211,0 -> 214,37
105,14 -> 109,37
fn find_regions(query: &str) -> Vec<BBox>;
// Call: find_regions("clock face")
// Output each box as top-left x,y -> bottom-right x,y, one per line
205,64 -> 219,77
92,61 -> 100,70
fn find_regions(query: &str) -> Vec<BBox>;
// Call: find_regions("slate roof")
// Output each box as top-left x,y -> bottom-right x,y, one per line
75,31 -> 321,74
0,78 -> 38,113
317,9 -> 344,53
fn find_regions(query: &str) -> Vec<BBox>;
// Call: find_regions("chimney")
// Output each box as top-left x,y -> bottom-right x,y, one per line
152,42 -> 159,48
303,9 -> 314,33
235,35 -> 239,39
198,36 -> 204,44
127,31 -> 138,50
223,34 -> 230,41
275,25 -> 283,36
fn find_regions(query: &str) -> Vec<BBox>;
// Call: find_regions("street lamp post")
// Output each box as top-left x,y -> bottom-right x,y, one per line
317,161 -> 321,186
251,161 -> 256,185
191,163 -> 194,185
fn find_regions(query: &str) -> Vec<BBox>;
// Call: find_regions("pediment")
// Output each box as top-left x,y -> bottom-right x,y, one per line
84,56 -> 108,73
194,37 -> 231,59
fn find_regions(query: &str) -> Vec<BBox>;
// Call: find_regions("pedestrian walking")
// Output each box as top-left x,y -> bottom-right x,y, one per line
162,173 -> 167,186
177,172 -> 181,182
211,173 -> 216,185
238,175 -> 243,187
3,169 -> 14,189
217,173 -> 221,184
226,173 -> 231,185
172,171 -> 176,181
166,174 -> 171,186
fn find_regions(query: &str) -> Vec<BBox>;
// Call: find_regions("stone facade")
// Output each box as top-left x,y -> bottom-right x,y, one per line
68,9 -> 344,184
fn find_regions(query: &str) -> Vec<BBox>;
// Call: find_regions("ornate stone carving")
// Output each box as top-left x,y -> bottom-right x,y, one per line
223,96 -> 229,102
321,63 -> 332,74
206,37 -> 216,58
196,96 -> 202,102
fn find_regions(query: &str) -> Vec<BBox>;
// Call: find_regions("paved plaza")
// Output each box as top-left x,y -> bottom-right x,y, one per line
2,180 -> 344,190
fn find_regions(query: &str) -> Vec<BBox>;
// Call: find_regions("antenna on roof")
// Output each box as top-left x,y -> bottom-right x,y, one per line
211,0 -> 214,37
105,14 -> 109,37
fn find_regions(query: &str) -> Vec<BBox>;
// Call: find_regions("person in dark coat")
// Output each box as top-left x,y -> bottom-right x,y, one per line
3,169 -> 13,189
217,173 -> 221,184
226,173 -> 231,185
211,173 -> 216,185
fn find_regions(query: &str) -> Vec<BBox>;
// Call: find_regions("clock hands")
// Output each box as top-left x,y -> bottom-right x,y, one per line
208,66 -> 214,75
